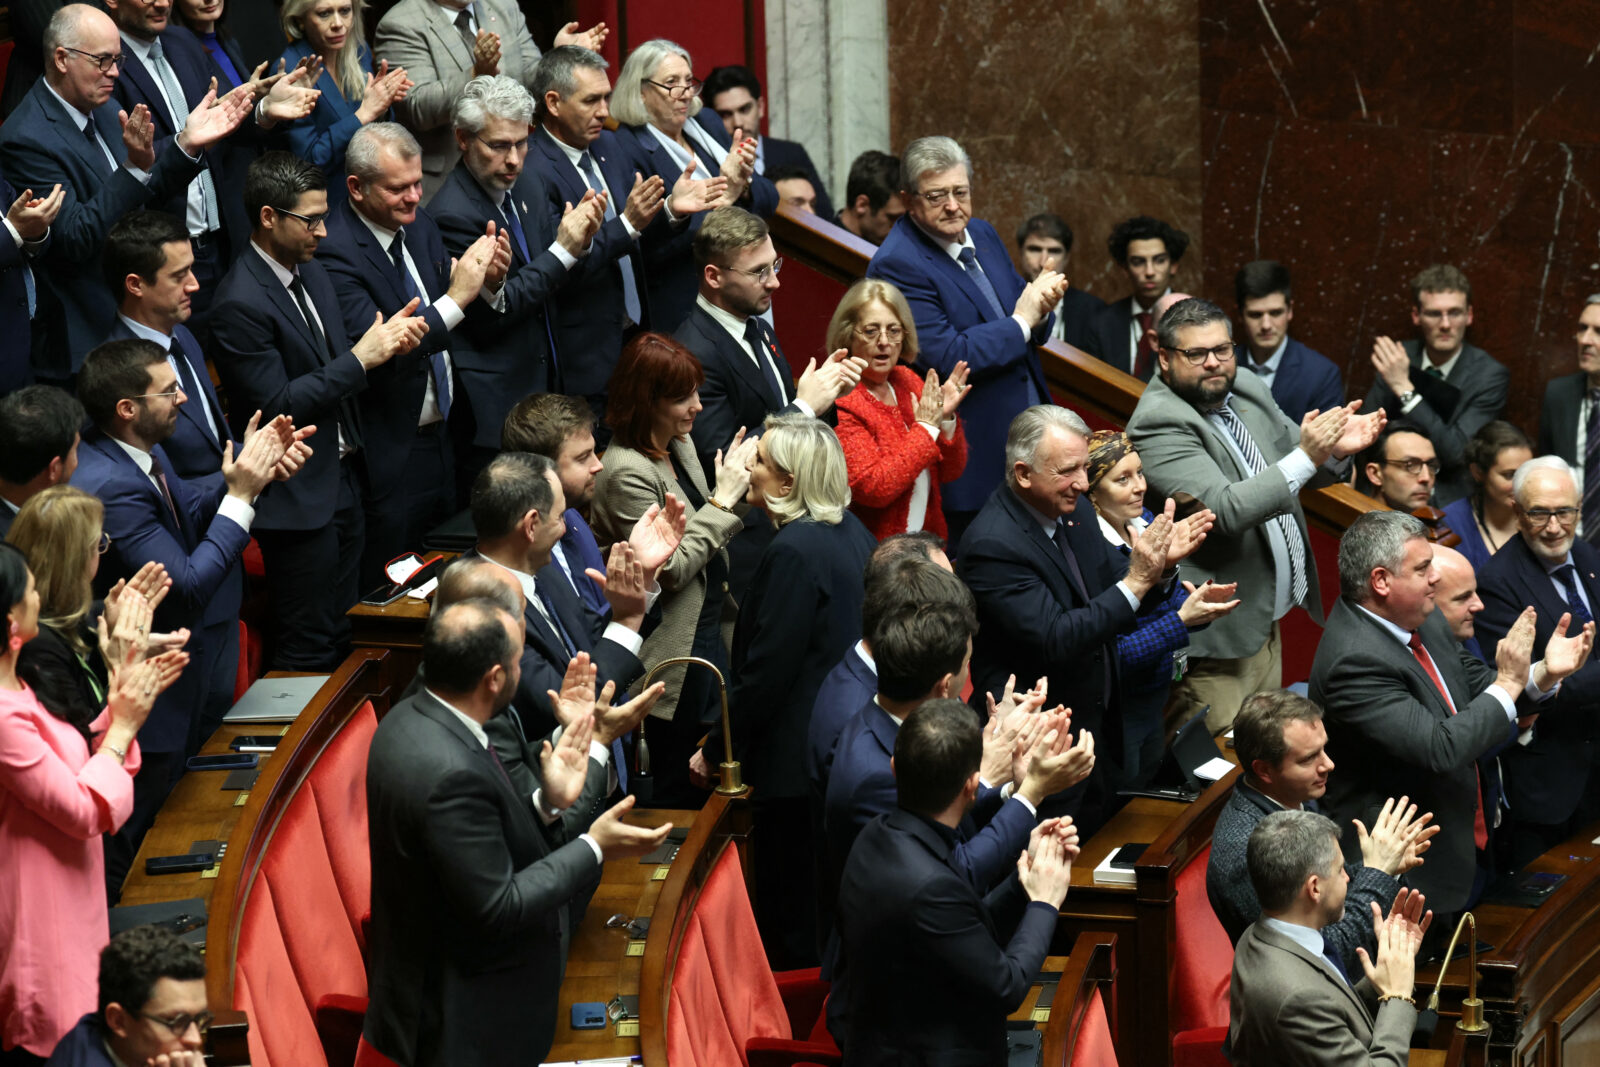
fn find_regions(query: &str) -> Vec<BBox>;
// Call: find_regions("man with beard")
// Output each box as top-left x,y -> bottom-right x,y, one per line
1127,296 -> 1384,735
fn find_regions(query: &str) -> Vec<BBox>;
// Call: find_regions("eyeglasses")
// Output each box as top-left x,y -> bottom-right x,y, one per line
914,186 -> 970,206
1382,458 -> 1442,477
272,205 -> 330,230
63,47 -> 122,73
138,1010 -> 213,1036
854,324 -> 904,343
472,133 -> 529,156
97,532 -> 111,556
1164,343 -> 1238,366
130,385 -> 184,401
1523,506 -> 1580,526
1418,308 -> 1469,322
722,257 -> 782,283
643,77 -> 701,99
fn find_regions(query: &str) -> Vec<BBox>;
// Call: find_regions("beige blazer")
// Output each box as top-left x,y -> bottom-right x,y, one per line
591,437 -> 746,721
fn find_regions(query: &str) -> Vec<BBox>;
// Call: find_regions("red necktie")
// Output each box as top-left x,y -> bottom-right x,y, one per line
1407,632 -> 1488,849
1133,310 -> 1155,379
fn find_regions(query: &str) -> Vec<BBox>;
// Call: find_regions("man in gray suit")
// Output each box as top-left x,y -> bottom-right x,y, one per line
373,0 -> 605,198
1536,295 -> 1600,544
1227,808 -> 1430,1067
1366,264 -> 1509,507
1126,297 -> 1384,734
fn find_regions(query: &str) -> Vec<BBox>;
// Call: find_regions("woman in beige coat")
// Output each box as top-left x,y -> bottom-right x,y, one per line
592,332 -> 758,806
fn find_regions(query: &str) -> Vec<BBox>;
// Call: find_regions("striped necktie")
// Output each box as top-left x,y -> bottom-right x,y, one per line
1214,402 -> 1308,605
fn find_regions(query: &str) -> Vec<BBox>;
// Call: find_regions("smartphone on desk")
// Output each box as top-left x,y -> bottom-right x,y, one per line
229,735 -> 282,753
186,753 -> 258,771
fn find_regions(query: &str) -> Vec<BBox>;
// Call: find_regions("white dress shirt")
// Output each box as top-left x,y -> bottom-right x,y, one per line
119,33 -> 213,236
109,436 -> 254,530
496,560 -> 644,657
250,241 -> 357,456
694,294 -> 814,417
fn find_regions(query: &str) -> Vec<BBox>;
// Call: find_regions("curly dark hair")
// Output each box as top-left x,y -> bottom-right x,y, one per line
96,925 -> 205,1030
1107,215 -> 1190,265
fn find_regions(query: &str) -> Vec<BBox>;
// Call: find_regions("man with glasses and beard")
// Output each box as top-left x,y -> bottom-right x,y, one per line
47,924 -> 211,1067
1127,297 -> 1384,735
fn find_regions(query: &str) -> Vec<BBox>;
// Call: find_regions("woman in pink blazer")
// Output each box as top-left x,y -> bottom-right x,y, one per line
0,541 -> 182,1062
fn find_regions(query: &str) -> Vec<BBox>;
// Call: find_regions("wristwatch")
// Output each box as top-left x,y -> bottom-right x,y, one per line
1396,389 -> 1418,407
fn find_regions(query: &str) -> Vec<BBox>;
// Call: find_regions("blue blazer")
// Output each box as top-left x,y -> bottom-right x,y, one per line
42,1014 -> 116,1067
761,135 -> 834,219
209,248 -> 370,531
0,78 -> 203,377
71,432 -> 249,750
279,39 -> 379,202
1440,495 -> 1491,573
866,215 -> 1052,512
428,161 -> 564,447
555,509 -> 609,619
806,643 -> 877,798
1245,337 -> 1344,423
104,319 -> 233,480
0,175 -> 37,393
525,126 -> 651,394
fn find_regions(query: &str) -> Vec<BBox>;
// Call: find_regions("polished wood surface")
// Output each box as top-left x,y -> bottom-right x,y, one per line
1036,935 -> 1118,1067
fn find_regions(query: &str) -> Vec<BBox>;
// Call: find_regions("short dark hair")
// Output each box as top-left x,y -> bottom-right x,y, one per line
0,543 -> 28,617
766,164 -> 813,186
1356,419 -> 1429,495
1411,264 -> 1471,306
421,598 -> 518,693
102,210 -> 189,302
96,925 -> 206,1031
1107,215 -> 1189,265
895,698 -> 982,816
1154,297 -> 1230,351
875,595 -> 977,701
703,64 -> 761,103
844,150 -> 900,213
1247,809 -> 1342,913
470,452 -> 556,540
501,393 -> 595,457
1016,212 -> 1073,253
1234,259 -> 1292,308
245,151 -> 327,230
78,339 -> 168,430
605,332 -> 705,459
0,386 -> 85,484
860,533 -> 949,642
1233,690 -> 1323,782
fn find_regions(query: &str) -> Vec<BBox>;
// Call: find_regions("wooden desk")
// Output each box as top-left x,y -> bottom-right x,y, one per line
347,583 -> 437,707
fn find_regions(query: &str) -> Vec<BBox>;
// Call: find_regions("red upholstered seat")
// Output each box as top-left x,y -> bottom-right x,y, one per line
234,877 -> 329,1067
1172,1025 -> 1230,1067
1170,842 -> 1233,1054
353,1035 -> 401,1067
304,701 -> 377,951
1073,989 -> 1118,1066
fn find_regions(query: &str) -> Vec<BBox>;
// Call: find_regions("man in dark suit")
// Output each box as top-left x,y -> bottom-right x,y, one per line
1016,212 -> 1104,353
835,150 -> 903,246
364,597 -> 671,1067
1310,509 -> 1589,914
1234,259 -> 1344,422
210,151 -> 428,671
1205,689 -> 1428,969
47,924 -> 209,1067
317,122 -> 504,589
1476,457 -> 1600,869
0,174 -> 61,393
0,385 -> 83,536
0,4 -> 251,385
678,205 -> 862,592
1537,297 -> 1600,544
830,699 -> 1078,1063
867,136 -> 1064,545
1366,265 -> 1509,507
960,404 -> 1212,830
702,64 -> 835,219
427,74 -> 604,470
1082,215 -> 1189,382
1358,420 -> 1439,512
71,337 -> 295,890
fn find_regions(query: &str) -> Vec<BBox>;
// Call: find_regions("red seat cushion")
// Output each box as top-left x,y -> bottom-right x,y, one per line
304,701 -> 377,950
1173,1025 -> 1230,1067
354,1035 -> 402,1067
1171,843 -> 1232,1033
234,877 -> 329,1067
1072,989 -> 1118,1066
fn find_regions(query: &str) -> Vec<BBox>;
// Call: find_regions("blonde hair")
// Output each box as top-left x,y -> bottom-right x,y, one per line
611,39 -> 702,129
282,0 -> 370,101
760,414 -> 850,527
825,278 -> 920,364
6,486 -> 102,653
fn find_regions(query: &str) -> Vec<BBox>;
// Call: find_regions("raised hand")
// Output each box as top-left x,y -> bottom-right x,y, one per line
356,60 -> 413,123
1332,399 -> 1386,460
123,561 -> 173,610
1165,504 -> 1214,566
7,184 -> 63,240
178,88 -> 253,154
539,711 -> 594,811
628,493 -> 687,577
1017,821 -> 1073,908
120,105 -> 157,171
546,651 -> 598,730
481,222 -> 512,288
553,20 -> 609,51
795,348 -> 868,415
1371,335 -> 1414,396
472,28 -> 503,76
352,297 -> 429,370
222,410 -> 285,501
1297,405 -> 1349,466
980,698 -> 1030,786
668,157 -> 729,216
1354,795 -> 1439,877
587,795 -> 672,859
1355,889 -> 1431,1000
589,542 -> 648,628
1126,511 -> 1174,595
940,361 -> 972,419
713,431 -> 757,506
1176,579 -> 1242,628
1019,711 -> 1095,805
98,586 -> 154,670
718,129 -> 757,204
271,423 -> 316,483
1538,611 -> 1595,686
914,368 -> 944,427
1494,606 -> 1538,694
255,60 -> 321,126
594,679 -> 666,745
555,192 -> 605,256
623,171 -> 667,231
1014,269 -> 1066,328
986,674 -> 1048,722
446,233 -> 498,306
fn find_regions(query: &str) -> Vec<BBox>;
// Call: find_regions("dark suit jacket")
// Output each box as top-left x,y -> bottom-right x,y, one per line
1205,782 -> 1395,968
42,1014 -> 115,1067
554,508 -> 609,620
364,689 -> 601,1067
1537,370 -> 1586,467
705,514 -> 876,800
1363,340 -> 1509,506
70,432 -> 248,751
1082,295 -> 1153,380
527,126 -> 651,393
1475,536 -> 1600,826
0,175 -> 39,394
1053,284 -> 1104,352
0,77 -> 203,378
866,215 -> 1052,512
428,161 -> 564,446
1310,598 -> 1519,913
806,643 -> 877,800
761,134 -> 834,219
831,808 -> 1056,1065
1244,337 -> 1345,423
104,319 -> 232,480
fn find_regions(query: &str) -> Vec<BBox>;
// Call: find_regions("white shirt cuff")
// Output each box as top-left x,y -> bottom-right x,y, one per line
1401,393 -> 1423,414
531,787 -> 563,824
1525,662 -> 1559,702
920,422 -> 940,440
3,218 -> 21,249
1278,448 -> 1318,492
174,134 -> 200,163
433,295 -> 465,330
482,284 -> 507,313
601,620 -> 644,655
622,215 -> 641,240
1012,793 -> 1038,817
1011,313 -> 1030,339
589,740 -> 610,764
792,399 -> 816,418
940,418 -> 958,439
1114,579 -> 1141,610
1485,684 -> 1518,723
644,580 -> 662,612
579,831 -> 605,863
217,494 -> 255,531
126,163 -> 153,184
548,241 -> 579,269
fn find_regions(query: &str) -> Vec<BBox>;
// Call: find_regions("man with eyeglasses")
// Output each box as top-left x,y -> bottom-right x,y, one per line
47,923 -> 209,1067
1477,456 -> 1600,870
1366,264 -> 1509,507
1128,296 -> 1385,736
867,135 -> 1066,548
1359,420 -> 1439,512
0,3 -> 252,388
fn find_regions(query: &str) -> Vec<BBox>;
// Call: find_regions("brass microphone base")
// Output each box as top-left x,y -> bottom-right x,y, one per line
715,761 -> 749,796
1457,997 -> 1487,1033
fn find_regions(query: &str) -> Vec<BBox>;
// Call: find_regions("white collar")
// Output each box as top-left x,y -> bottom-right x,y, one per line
872,694 -> 904,728
696,292 -> 752,342
1131,289 -> 1169,317
120,32 -> 156,62
1422,345 -> 1465,380
854,640 -> 876,675
1095,510 -> 1145,547
1250,335 -> 1290,373
1539,550 -> 1576,576
110,436 -> 155,478
1260,915 -> 1328,959
911,216 -> 973,263
118,313 -> 173,347
43,79 -> 94,129
353,205 -> 401,250
1353,601 -> 1416,647
1012,487 -> 1063,538
250,239 -> 298,288
424,686 -> 488,748
541,124 -> 586,166
488,559 -> 538,607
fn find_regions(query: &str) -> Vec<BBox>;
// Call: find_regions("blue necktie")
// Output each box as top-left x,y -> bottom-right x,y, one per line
167,339 -> 218,444
1555,564 -> 1595,626
1584,390 -> 1600,545
577,151 -> 642,324
389,230 -> 451,418
957,246 -> 1006,320
500,192 -> 531,262
1322,944 -> 1350,985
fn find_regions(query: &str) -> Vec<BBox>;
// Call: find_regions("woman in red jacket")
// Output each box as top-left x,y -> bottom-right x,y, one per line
830,279 -> 971,542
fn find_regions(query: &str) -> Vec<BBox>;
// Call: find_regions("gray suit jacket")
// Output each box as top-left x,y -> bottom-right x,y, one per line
374,0 -> 542,199
1227,920 -> 1416,1066
589,436 -> 746,721
1363,340 -> 1508,506
1126,368 -> 1329,659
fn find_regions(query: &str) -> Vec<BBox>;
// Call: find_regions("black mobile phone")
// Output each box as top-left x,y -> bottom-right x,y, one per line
185,753 -> 258,771
1109,843 -> 1148,870
1515,871 -> 1567,897
229,735 -> 282,753
145,852 -> 216,875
